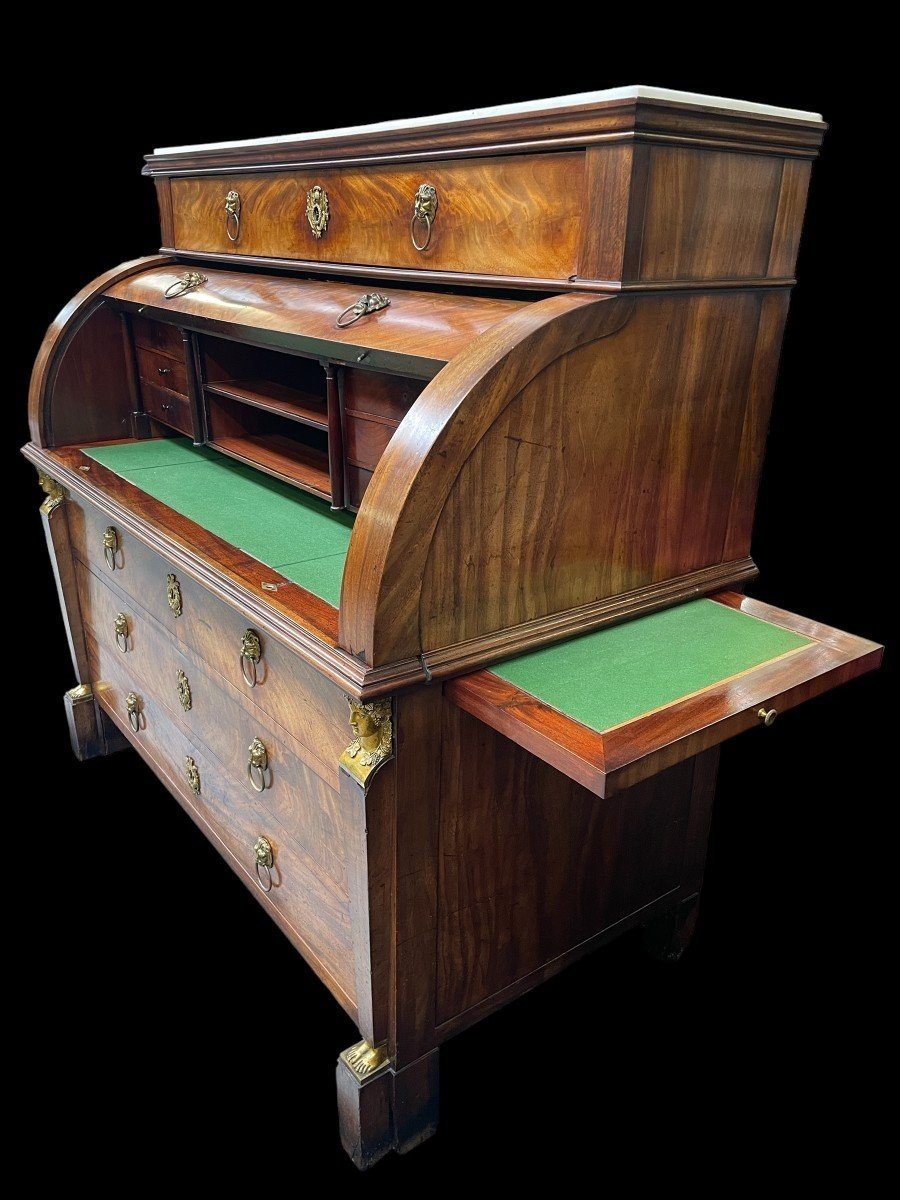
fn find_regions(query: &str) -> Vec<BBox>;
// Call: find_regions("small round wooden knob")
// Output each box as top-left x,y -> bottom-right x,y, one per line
757,707 -> 777,727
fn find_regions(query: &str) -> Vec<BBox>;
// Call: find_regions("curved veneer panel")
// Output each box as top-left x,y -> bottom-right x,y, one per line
29,256 -> 171,447
341,288 -> 785,671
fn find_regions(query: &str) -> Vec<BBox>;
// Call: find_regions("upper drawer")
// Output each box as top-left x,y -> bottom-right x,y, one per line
445,594 -> 882,797
169,153 -> 584,280
136,345 -> 189,397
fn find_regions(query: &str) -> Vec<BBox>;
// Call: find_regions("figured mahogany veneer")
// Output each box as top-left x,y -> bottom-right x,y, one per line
104,266 -> 525,380
148,93 -> 824,293
26,89 -> 883,1171
170,154 -> 583,280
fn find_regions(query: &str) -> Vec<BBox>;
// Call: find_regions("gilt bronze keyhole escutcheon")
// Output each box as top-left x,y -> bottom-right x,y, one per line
166,574 -> 183,617
306,185 -> 329,238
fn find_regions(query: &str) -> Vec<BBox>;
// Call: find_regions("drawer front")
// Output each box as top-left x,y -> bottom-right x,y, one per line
88,647 -> 356,1006
347,464 -> 373,511
136,345 -> 189,397
132,315 -> 184,358
66,494 -> 349,782
343,369 -> 425,423
170,153 -> 584,279
345,413 -> 396,472
76,558 -> 347,887
142,381 -> 194,437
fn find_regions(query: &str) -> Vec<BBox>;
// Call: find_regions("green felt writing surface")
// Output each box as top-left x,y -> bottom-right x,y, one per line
492,599 -> 810,731
84,439 -> 353,607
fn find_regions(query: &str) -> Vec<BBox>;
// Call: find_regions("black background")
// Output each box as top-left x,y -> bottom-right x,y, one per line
14,55 -> 889,1182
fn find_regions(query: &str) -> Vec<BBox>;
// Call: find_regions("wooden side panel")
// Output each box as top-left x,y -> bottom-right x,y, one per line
723,290 -> 791,558
29,256 -> 170,447
638,148 -> 782,281
578,143 -> 650,282
767,159 -> 813,277
435,702 -> 695,1024
154,177 -> 175,246
46,303 -> 135,447
170,154 -> 584,279
420,292 -> 764,650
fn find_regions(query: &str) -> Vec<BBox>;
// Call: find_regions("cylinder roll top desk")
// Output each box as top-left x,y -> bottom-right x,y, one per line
25,87 -> 881,1167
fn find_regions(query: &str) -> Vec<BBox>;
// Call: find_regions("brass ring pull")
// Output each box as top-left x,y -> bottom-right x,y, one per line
163,271 -> 208,300
224,190 -> 241,242
254,836 -> 274,892
240,629 -> 262,688
102,526 -> 119,570
336,292 -> 391,328
114,612 -> 129,653
757,707 -> 778,727
410,183 -> 438,251
125,691 -> 142,733
247,737 -> 269,792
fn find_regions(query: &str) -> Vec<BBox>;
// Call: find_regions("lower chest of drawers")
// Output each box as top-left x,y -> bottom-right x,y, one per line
74,553 -> 358,1016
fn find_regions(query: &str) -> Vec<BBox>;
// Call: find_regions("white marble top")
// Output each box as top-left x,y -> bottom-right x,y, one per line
152,86 -> 823,155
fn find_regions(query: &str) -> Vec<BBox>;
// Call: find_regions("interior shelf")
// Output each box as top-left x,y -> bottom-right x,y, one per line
205,379 -> 328,429
211,434 -> 331,498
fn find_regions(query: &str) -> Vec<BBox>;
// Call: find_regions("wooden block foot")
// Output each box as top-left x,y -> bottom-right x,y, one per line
642,893 -> 701,963
336,1041 -> 439,1170
64,685 -> 127,761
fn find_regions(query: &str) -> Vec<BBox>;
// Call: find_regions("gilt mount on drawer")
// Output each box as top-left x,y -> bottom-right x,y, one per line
22,86 -> 882,1169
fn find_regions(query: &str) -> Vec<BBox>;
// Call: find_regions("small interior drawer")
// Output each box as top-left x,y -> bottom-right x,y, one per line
141,382 -> 194,437
137,345 -> 189,397
132,315 -> 185,358
344,413 -> 395,472
343,369 -> 424,422
445,594 -> 882,797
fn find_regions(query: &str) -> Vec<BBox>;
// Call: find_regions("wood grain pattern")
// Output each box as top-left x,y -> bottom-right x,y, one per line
722,290 -> 791,559
345,413 -> 396,471
339,292 -> 621,665
39,490 -> 94,686
577,143 -> 650,283
767,158 -> 813,277
346,464 -> 373,511
170,154 -> 584,279
105,265 -> 525,377
136,344 -> 189,396
67,490 -> 350,783
340,290 -> 781,671
342,369 -> 424,423
342,761 -> 394,1048
421,291 -> 766,650
141,381 -> 194,436
445,592 -> 883,797
77,558 -> 348,887
436,701 -> 695,1022
154,177 -> 174,245
144,95 -> 826,176
639,148 -> 782,281
389,688 -> 444,1066
132,314 -> 184,357
92,667 -> 357,1016
29,255 -> 171,446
